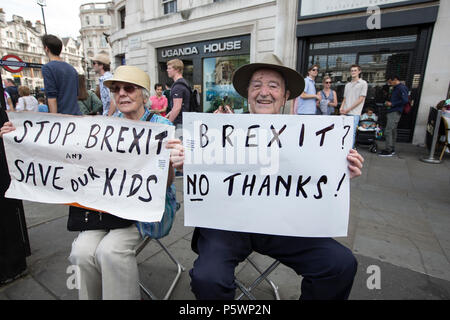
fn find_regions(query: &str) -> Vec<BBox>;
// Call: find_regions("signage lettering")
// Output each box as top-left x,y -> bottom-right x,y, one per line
161,40 -> 243,58
204,41 -> 241,53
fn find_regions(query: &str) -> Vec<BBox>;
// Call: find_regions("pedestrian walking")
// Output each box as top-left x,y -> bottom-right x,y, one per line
77,74 -> 103,115
291,64 -> 321,115
340,64 -> 368,146
3,79 -> 19,110
15,86 -> 39,112
166,59 -> 191,141
92,53 -> 115,116
41,34 -> 80,115
150,83 -> 168,117
379,75 -> 409,156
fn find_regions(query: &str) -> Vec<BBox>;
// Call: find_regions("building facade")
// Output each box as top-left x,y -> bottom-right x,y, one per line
109,0 -> 294,113
109,0 -> 449,145
0,11 -> 46,90
0,9 -> 85,93
295,0 -> 449,145
79,2 -> 114,89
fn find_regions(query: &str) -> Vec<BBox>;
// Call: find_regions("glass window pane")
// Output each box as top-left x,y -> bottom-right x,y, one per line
203,55 -> 250,113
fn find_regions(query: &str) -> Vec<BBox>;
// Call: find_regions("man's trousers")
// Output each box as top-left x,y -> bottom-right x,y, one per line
190,228 -> 358,300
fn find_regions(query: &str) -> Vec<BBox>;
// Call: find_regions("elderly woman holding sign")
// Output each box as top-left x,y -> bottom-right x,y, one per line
0,65 -> 180,300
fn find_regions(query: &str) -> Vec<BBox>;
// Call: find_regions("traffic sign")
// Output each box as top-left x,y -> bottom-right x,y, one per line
0,55 -> 26,73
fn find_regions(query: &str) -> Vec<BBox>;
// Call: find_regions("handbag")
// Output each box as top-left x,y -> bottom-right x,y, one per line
67,206 -> 134,231
135,183 -> 177,239
135,112 -> 177,239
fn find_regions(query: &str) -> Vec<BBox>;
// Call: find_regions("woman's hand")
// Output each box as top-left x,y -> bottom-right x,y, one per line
166,139 -> 184,170
0,121 -> 16,138
347,149 -> 364,179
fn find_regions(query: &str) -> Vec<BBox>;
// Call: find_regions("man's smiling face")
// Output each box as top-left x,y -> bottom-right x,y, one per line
247,69 -> 289,115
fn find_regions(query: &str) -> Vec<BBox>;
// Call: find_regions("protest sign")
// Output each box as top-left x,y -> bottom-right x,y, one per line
3,112 -> 174,223
183,113 -> 354,237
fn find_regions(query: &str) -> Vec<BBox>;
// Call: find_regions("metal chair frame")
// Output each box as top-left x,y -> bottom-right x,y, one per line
135,236 -> 185,300
235,255 -> 281,300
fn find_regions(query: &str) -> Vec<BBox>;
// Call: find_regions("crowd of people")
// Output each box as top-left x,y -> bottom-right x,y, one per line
5,32 -> 426,300
289,63 -> 412,156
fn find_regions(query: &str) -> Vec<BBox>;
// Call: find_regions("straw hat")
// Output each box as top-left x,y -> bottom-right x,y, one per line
232,53 -> 305,100
92,53 -> 110,65
103,65 -> 151,92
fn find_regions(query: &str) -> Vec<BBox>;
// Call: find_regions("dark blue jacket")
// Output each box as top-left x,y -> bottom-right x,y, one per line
389,83 -> 409,113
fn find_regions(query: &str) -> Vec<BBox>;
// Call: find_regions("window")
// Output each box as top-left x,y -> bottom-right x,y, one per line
100,35 -> 108,48
99,15 -> 104,24
162,0 -> 177,15
85,16 -> 90,25
203,55 -> 250,113
119,7 -> 126,29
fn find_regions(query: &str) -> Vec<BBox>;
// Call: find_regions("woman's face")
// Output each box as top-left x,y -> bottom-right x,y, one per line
323,79 -> 331,88
110,81 -> 145,118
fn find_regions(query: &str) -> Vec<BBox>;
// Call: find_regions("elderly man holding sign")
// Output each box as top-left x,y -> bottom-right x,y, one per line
1,66 -> 179,300
167,54 -> 364,300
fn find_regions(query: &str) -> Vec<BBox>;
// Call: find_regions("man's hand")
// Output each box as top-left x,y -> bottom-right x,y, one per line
347,149 -> 364,179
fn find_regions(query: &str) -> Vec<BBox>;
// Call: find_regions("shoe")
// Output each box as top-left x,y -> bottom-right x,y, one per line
378,149 -> 394,157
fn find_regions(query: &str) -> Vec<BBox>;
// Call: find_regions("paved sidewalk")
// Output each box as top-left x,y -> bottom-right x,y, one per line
1,142 -> 449,300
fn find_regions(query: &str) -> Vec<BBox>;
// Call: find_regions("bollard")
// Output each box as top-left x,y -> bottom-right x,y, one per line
421,107 -> 443,164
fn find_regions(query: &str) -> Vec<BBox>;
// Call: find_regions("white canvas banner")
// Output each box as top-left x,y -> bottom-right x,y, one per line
183,113 -> 354,237
3,112 -> 174,223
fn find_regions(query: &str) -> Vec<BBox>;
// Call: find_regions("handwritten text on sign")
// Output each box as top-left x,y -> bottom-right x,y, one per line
3,112 -> 174,223
183,113 -> 354,237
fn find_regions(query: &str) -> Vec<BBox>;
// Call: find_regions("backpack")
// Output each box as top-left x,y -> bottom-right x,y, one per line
403,94 -> 412,115
174,81 -> 201,112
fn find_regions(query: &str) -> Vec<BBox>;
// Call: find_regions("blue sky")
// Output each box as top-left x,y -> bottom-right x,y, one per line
1,0 -> 88,39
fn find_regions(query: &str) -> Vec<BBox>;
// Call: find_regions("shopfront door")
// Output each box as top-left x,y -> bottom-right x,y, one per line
305,27 -> 422,142
357,51 -> 413,133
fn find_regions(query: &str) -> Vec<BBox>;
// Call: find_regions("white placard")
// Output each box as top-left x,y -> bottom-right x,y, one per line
3,112 -> 174,223
183,113 -> 354,237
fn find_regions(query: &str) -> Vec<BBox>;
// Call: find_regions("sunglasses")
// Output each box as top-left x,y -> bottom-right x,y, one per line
311,68 -> 318,71
110,84 -> 138,94
325,81 -> 331,84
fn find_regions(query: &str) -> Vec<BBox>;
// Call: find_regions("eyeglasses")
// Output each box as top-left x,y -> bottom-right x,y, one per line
325,81 -> 331,84
110,84 -> 138,94
311,68 -> 318,71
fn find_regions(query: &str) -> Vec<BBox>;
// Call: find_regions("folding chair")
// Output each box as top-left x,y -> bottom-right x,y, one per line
135,235 -> 185,300
235,254 -> 281,300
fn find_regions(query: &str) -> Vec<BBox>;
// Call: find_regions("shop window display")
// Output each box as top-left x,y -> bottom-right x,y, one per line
203,55 -> 250,113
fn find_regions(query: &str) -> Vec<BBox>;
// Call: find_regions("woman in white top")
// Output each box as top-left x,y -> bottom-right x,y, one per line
16,86 -> 38,112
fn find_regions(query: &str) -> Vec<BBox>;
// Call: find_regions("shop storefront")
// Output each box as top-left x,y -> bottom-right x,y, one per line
156,34 -> 251,113
296,0 -> 439,142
